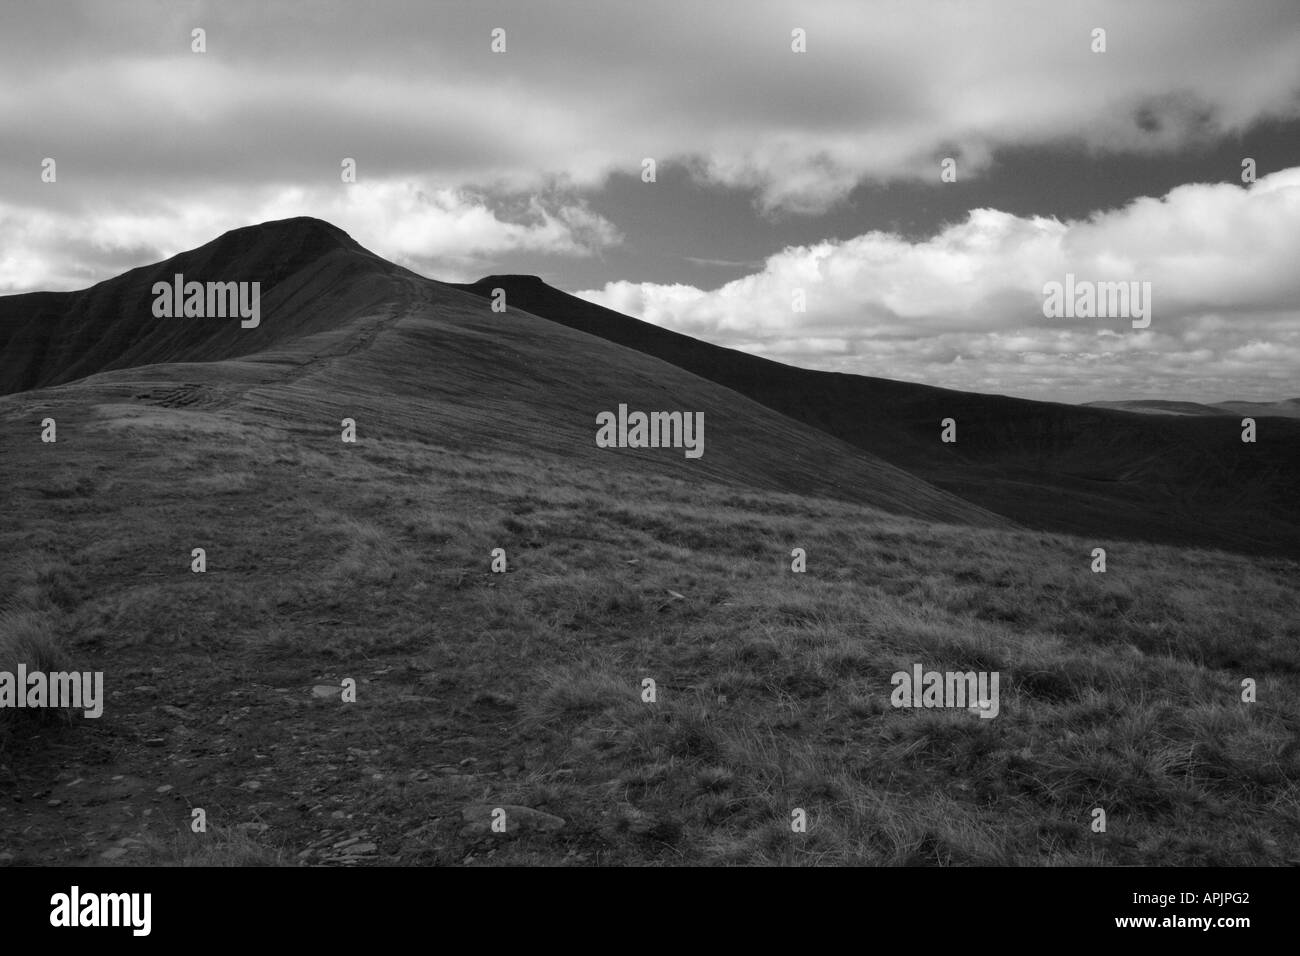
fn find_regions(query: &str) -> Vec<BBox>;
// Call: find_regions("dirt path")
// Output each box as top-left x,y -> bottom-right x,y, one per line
0,638 -> 573,866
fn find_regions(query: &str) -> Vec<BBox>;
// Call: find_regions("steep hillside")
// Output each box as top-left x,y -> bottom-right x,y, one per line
454,277 -> 1300,557
0,218 -> 414,395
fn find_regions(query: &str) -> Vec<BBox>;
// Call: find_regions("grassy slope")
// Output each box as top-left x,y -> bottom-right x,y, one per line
455,277 -> 1300,558
3,379 -> 1298,865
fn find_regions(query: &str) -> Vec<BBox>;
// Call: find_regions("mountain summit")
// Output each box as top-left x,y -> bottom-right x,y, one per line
0,218 -> 408,393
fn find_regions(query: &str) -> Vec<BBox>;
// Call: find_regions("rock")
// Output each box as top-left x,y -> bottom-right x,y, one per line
311,684 -> 341,699
157,705 -> 196,722
614,806 -> 683,842
430,774 -> 476,786
344,842 -> 377,855
103,776 -> 148,800
460,804 -> 565,836
155,785 -> 173,794
99,847 -> 128,861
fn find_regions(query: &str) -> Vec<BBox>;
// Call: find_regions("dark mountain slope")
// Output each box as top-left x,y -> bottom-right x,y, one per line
0,218 -> 416,395
452,276 -> 1300,557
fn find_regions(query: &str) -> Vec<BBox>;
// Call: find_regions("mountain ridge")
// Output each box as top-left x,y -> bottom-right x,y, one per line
453,274 -> 1300,557
0,218 -> 1005,529
3,217 -> 1295,555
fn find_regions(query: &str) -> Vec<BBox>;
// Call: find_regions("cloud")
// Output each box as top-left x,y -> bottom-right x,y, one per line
576,168 -> 1300,402
0,182 -> 621,292
2,0 -> 1298,216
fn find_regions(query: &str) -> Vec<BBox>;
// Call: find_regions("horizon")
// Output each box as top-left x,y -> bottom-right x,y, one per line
5,212 -> 1296,410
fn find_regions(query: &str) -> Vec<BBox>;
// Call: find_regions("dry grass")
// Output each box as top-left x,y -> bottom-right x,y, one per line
1,396 -> 1297,865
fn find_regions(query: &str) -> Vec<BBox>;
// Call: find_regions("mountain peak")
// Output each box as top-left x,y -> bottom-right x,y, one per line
471,274 -> 548,287
209,216 -> 363,253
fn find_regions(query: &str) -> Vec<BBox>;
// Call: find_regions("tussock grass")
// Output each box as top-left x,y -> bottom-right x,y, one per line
0,608 -> 75,744
135,826 -> 292,867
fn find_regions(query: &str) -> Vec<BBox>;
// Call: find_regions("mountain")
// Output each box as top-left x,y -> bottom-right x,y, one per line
452,276 -> 1300,557
1082,400 -> 1233,417
3,219 -> 1298,868
0,218 -> 414,394
1214,398 -> 1300,419
4,218 -> 1294,555
0,218 -> 1000,529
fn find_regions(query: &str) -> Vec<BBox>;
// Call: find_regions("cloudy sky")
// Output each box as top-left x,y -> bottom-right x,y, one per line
4,0 -> 1299,402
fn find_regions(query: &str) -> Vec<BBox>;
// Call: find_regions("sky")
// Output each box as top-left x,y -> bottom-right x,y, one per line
3,0 -> 1299,403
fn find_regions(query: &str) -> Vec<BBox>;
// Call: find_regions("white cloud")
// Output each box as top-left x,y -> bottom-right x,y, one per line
0,181 -> 621,292
576,168 -> 1300,402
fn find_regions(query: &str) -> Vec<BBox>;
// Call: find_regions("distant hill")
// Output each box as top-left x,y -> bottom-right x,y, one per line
1212,398 -> 1300,419
454,276 -> 1300,557
1087,398 -> 1300,419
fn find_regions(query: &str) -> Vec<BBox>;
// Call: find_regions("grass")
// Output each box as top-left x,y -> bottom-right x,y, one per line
0,397 -> 1297,866
0,607 -> 76,745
